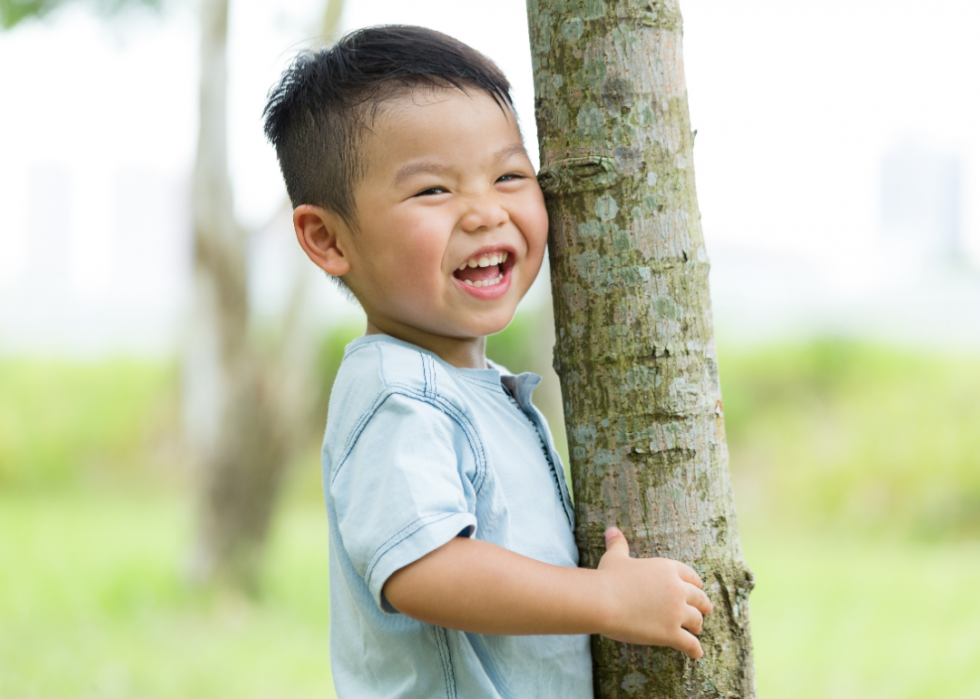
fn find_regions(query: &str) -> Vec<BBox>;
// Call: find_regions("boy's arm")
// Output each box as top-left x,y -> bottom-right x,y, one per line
383,527 -> 713,659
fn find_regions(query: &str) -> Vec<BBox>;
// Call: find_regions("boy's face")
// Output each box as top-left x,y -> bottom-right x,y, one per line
339,88 -> 548,360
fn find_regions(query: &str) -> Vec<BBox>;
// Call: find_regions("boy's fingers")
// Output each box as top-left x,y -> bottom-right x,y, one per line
682,607 -> 704,636
686,585 -> 713,615
603,527 -> 630,558
673,630 -> 704,660
674,561 -> 704,588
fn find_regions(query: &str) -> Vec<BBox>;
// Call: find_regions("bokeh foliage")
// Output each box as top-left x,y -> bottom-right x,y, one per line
0,491 -> 336,699
0,360 -> 178,490
304,327 -> 980,538
719,341 -> 980,538
3,334 -> 980,535
0,0 -> 160,29
2,328 -> 980,696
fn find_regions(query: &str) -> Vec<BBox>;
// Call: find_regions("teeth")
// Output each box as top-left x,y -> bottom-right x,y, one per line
463,273 -> 504,289
459,251 -> 510,272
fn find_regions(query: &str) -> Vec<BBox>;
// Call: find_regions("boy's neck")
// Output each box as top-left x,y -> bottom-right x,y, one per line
364,319 -> 488,370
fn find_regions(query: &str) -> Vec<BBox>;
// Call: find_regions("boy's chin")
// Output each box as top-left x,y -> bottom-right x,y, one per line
445,315 -> 516,340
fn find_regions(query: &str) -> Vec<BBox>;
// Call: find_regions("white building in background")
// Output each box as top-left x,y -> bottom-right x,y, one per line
0,162 -> 358,358
0,164 -> 194,356
880,141 -> 963,261
708,138 -> 980,349
4,0 -> 980,357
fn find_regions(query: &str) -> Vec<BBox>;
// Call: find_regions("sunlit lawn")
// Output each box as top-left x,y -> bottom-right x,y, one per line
743,522 -> 980,699
0,491 -> 336,699
2,490 -> 979,698
3,344 -> 980,698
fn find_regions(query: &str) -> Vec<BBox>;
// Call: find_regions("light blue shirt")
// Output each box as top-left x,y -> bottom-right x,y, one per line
322,334 -> 593,698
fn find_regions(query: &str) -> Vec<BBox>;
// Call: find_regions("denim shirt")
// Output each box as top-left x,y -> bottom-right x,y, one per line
322,334 -> 592,698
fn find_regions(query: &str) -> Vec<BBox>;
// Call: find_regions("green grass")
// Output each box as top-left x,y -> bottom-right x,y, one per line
3,340 -> 980,696
0,492 -> 335,699
743,521 -> 980,699
720,341 -> 980,538
0,361 -> 178,490
2,491 -> 979,698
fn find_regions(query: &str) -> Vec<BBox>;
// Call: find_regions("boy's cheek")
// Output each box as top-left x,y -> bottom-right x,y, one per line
522,193 -> 550,244
530,209 -> 550,253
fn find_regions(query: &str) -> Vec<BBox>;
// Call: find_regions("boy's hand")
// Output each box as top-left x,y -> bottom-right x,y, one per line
596,527 -> 713,659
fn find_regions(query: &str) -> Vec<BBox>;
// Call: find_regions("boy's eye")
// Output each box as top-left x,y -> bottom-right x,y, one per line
496,174 -> 525,183
415,186 -> 447,196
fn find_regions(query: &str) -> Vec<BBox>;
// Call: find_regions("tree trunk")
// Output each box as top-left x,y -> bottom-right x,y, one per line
526,1 -> 757,696
186,0 -> 288,592
186,0 -> 346,593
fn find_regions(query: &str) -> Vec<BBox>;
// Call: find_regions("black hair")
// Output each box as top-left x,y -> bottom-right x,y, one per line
262,25 -> 514,229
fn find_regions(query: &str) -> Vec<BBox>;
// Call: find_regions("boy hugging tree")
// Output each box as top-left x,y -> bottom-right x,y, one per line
263,25 -> 713,698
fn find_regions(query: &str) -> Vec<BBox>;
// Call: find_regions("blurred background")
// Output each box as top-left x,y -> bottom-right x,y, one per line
1,0 -> 979,696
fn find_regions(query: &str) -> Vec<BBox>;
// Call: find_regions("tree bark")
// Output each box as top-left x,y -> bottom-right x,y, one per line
186,0 -> 346,592
186,0 -> 289,592
526,1 -> 756,696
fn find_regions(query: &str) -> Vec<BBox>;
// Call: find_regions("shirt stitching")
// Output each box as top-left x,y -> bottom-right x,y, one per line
523,401 -> 576,522
452,373 -> 505,391
431,393 -> 489,496
364,511 -> 469,590
442,627 -> 459,698
502,386 -> 574,528
332,387 -> 487,495
342,343 -> 373,361
430,355 -> 437,398
433,626 -> 458,699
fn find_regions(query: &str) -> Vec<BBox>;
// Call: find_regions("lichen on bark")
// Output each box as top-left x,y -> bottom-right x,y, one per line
526,0 -> 757,695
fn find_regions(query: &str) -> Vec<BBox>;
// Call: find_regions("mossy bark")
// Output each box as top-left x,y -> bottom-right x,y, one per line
526,0 -> 757,696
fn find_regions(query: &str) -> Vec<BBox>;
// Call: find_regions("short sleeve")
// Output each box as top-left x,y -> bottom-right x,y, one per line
330,392 -> 478,613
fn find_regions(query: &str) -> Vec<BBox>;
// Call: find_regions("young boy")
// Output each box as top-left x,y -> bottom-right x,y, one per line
263,25 -> 712,698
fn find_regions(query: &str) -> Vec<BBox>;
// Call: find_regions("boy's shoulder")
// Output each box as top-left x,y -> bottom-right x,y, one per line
335,334 -> 472,399
323,334 -> 511,486
327,334 -> 505,435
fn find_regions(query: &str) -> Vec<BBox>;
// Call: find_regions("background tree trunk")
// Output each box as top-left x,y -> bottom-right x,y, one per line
2,0 -> 336,593
526,0 -> 757,695
186,0 -> 343,592
186,0 -> 287,592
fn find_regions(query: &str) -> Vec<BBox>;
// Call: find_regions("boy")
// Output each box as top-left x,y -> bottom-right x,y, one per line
263,25 -> 712,698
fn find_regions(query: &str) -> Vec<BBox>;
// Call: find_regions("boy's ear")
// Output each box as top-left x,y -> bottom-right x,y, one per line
293,205 -> 352,277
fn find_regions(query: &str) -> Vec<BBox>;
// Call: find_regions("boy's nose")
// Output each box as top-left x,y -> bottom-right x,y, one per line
460,195 -> 509,233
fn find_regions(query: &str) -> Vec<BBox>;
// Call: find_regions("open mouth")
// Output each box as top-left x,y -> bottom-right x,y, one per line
452,250 -> 511,289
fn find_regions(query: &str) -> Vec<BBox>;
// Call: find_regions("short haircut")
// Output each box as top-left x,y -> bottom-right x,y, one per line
263,25 -> 515,229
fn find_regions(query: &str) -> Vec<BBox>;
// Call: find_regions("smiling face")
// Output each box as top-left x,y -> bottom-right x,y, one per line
338,88 -> 548,366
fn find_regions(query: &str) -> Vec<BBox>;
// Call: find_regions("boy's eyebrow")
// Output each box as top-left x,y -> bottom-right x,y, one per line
492,143 -> 530,163
392,143 -> 530,186
392,161 -> 457,186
